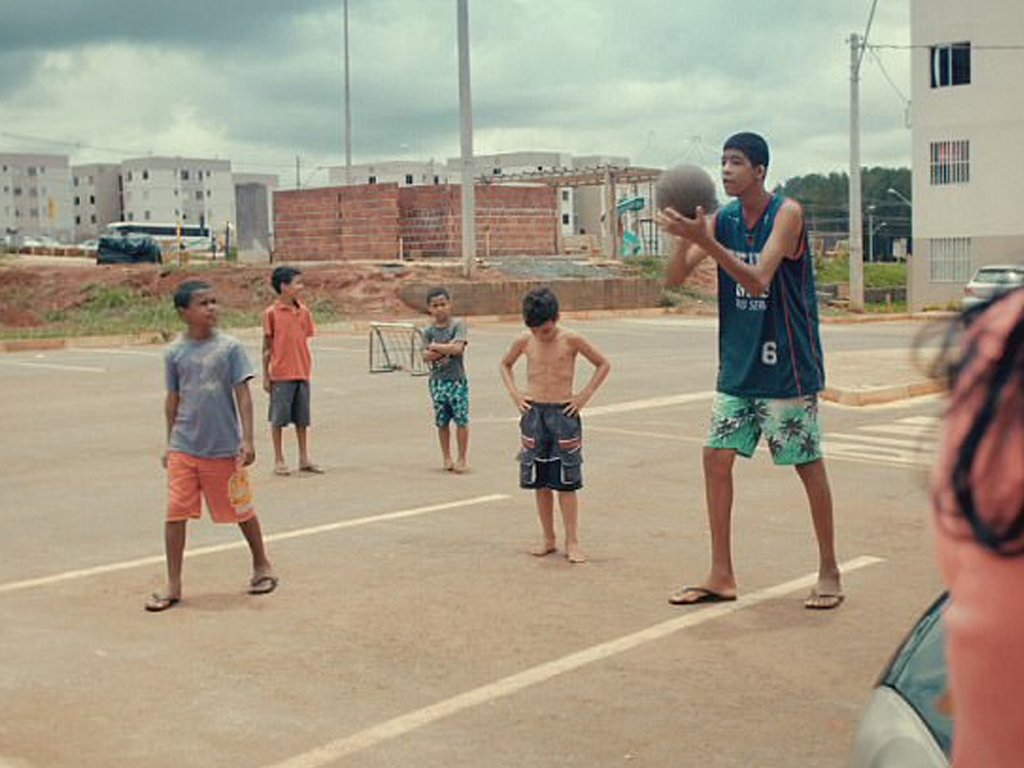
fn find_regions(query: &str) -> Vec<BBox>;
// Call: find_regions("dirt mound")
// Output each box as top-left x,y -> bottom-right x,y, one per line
0,261 -> 436,328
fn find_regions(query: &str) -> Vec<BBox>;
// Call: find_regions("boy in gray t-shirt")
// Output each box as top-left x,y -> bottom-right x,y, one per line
422,286 -> 469,472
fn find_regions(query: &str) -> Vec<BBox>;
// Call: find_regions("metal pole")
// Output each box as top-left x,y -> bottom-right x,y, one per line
343,0 -> 352,185
848,32 -> 865,310
457,0 -> 475,277
867,206 -> 875,264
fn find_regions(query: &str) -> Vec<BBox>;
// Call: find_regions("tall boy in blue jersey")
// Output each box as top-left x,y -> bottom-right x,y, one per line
656,132 -> 842,610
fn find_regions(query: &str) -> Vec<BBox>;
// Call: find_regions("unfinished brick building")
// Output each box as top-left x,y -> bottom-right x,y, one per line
273,183 -> 558,262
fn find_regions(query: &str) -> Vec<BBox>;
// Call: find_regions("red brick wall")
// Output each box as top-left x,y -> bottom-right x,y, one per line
274,183 -> 558,262
398,185 -> 558,259
274,184 -> 401,262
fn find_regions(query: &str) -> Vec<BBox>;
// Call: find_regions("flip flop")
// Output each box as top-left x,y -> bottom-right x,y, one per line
668,586 -> 737,606
299,464 -> 325,474
273,464 -> 291,476
144,593 -> 180,612
248,575 -> 279,595
804,591 -> 845,610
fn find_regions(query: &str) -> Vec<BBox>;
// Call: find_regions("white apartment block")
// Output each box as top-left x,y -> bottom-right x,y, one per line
120,156 -> 235,235
908,0 -> 1024,309
72,163 -> 121,240
327,159 -> 450,187
0,153 -> 75,243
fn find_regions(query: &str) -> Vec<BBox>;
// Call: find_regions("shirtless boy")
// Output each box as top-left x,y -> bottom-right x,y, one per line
500,287 -> 611,563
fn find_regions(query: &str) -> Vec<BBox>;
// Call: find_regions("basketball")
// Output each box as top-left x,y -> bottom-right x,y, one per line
654,164 -> 719,218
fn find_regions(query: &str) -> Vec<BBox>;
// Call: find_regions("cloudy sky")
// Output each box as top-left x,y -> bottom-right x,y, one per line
0,0 -> 911,188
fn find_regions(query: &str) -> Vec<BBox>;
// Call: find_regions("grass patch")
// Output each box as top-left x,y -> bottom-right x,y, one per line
816,254 -> 906,289
0,282 -> 343,340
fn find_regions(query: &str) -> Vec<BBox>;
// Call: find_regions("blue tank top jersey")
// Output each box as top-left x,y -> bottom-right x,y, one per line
713,194 -> 825,398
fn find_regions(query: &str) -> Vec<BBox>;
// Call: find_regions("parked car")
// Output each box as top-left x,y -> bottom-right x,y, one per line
962,264 -> 1024,309
96,234 -> 162,265
848,593 -> 952,767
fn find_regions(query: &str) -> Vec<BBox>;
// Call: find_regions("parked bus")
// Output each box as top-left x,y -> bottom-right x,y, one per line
106,222 -> 214,253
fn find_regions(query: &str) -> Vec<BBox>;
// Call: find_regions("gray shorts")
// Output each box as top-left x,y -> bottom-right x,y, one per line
268,380 -> 311,427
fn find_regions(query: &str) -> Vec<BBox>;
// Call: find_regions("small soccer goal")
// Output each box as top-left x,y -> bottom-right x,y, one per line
368,322 -> 430,375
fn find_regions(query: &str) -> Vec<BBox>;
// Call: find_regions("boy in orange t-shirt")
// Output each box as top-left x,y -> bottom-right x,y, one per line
262,266 -> 322,476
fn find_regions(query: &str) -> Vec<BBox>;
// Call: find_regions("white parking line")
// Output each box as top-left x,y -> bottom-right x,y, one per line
262,555 -> 884,768
0,360 -> 106,373
0,494 -> 509,596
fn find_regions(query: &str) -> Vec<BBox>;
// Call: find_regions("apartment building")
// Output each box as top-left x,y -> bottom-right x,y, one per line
0,153 -> 75,243
120,156 -> 235,235
71,163 -> 121,240
908,0 -> 1024,309
327,159 -> 449,187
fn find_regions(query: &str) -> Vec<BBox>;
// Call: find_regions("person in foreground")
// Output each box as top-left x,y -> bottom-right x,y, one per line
500,287 -> 610,564
656,132 -> 842,609
422,286 -> 471,473
931,288 -> 1024,767
145,280 -> 277,612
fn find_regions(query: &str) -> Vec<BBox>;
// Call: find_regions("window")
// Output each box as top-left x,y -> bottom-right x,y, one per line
930,236 -> 972,282
368,176 -> 377,184
196,191 -> 204,200
930,140 -> 970,185
74,196 -> 80,206
90,214 -> 96,224
405,174 -> 414,185
931,42 -> 970,88
181,170 -> 189,181
73,176 -> 79,187
434,175 -> 440,184
144,210 -> 151,221
562,213 -> 570,225
89,195 -> 96,205
127,171 -> 133,182
127,212 -> 134,221
27,167 -> 36,177
562,190 -> 570,201
142,170 -> 149,180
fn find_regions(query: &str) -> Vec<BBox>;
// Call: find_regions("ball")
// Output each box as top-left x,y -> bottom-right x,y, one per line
654,164 -> 719,218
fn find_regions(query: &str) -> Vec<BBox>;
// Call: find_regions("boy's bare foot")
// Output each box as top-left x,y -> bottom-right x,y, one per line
443,458 -> 455,472
273,462 -> 291,476
531,541 -> 557,557
453,459 -> 469,474
565,546 -> 587,564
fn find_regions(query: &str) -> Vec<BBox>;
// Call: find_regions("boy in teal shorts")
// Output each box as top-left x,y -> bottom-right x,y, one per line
657,131 -> 842,610
422,287 -> 470,472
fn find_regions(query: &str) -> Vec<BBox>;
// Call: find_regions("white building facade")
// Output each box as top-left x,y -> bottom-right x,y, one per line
908,0 -> 1024,309
0,153 -> 75,243
120,156 -> 235,235
72,163 -> 122,241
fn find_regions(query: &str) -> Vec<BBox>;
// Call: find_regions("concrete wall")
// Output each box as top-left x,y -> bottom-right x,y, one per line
398,277 -> 663,316
274,183 -> 558,262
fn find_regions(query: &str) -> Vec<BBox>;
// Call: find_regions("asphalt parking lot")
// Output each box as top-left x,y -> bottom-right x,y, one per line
0,315 -> 947,768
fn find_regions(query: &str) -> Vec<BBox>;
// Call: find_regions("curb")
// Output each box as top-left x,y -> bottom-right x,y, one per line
821,379 -> 945,407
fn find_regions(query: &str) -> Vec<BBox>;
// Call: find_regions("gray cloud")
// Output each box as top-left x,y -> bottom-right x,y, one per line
0,0 -> 912,185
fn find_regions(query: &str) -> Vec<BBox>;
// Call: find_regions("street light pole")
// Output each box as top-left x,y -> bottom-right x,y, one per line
457,0 -> 475,278
848,31 -> 865,310
343,0 -> 352,185
887,187 -> 912,207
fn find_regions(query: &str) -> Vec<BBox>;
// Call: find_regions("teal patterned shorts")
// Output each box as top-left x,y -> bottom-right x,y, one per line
429,378 -> 470,427
706,392 -> 822,465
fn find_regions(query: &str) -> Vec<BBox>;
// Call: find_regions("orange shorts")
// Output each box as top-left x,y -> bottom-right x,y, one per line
166,451 -> 256,524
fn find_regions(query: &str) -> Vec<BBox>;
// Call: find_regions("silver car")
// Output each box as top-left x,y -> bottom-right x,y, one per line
962,264 -> 1024,309
847,594 -> 951,767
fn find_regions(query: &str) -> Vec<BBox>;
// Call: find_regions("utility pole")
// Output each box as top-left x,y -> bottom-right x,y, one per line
457,0 -> 475,278
343,0 -> 352,185
848,0 -> 878,312
296,156 -> 301,189
848,32 -> 865,310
